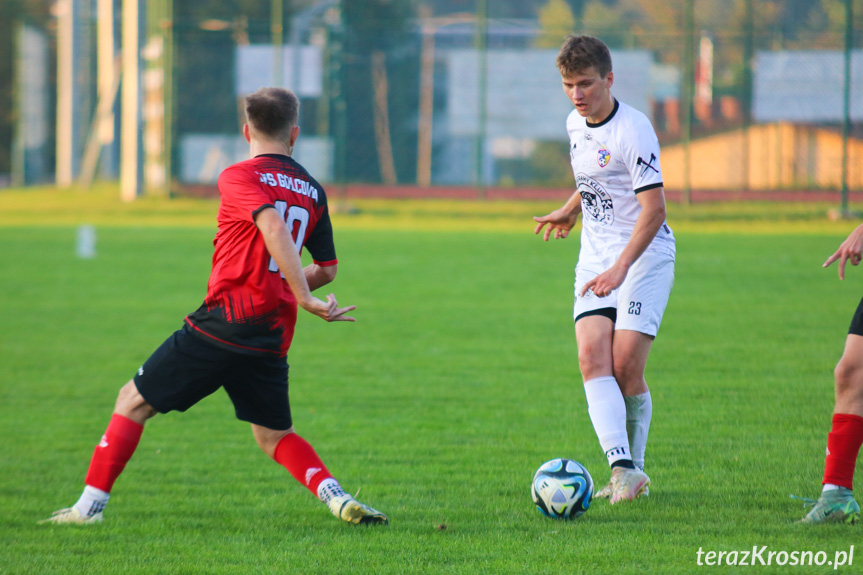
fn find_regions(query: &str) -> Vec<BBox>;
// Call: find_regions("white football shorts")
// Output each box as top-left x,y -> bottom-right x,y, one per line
573,249 -> 675,337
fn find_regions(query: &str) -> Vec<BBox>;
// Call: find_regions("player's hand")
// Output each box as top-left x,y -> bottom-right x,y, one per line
533,209 -> 578,241
303,293 -> 356,322
580,263 -> 628,298
823,223 -> 863,280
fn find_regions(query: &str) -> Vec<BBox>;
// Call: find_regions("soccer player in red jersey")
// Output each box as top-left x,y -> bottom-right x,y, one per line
42,87 -> 388,526
800,222 -> 863,523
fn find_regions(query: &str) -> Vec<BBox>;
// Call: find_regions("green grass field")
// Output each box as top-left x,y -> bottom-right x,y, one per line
1,186 -> 863,574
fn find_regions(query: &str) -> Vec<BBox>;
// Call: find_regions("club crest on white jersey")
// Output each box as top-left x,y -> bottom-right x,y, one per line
576,173 -> 614,226
597,148 -> 611,167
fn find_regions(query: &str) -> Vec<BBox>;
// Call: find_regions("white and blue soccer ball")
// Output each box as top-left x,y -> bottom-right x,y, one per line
531,458 -> 593,520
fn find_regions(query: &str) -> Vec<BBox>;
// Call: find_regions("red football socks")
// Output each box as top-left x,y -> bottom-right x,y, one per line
273,433 -> 333,495
84,413 -> 144,492
823,413 -> 863,490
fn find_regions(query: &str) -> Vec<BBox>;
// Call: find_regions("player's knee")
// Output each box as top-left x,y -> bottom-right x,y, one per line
253,425 -> 293,459
835,356 -> 863,399
577,344 -> 608,377
612,356 -> 638,387
578,356 -> 606,380
115,380 -> 157,421
115,381 -> 137,406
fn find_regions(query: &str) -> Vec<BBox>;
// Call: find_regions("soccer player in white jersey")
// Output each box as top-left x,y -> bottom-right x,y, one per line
534,35 -> 675,504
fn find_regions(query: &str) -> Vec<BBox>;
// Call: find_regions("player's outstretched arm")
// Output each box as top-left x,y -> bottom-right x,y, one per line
824,222 -> 863,280
256,207 -> 356,322
534,191 -> 582,241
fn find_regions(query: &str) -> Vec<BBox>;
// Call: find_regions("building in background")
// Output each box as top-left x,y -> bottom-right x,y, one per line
1,0 -> 861,197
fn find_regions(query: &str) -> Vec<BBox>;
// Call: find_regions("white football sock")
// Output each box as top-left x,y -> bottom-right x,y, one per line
317,478 -> 346,504
822,484 -> 842,493
73,485 -> 110,517
624,391 -> 652,471
584,376 -> 631,467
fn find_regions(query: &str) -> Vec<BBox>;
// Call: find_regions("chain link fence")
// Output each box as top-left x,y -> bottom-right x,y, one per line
8,0 -> 863,201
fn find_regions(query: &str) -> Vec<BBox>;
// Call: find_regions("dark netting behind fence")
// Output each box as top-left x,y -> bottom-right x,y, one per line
8,0 -> 863,198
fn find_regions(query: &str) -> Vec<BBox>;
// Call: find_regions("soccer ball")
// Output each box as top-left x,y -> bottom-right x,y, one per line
531,458 -> 593,520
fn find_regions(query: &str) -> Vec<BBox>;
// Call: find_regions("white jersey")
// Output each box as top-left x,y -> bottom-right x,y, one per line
567,99 -> 675,259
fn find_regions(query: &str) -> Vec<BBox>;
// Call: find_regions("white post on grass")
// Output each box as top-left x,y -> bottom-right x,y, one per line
76,225 -> 97,259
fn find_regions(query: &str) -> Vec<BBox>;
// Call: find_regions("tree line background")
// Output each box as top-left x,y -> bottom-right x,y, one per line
0,0 -> 860,188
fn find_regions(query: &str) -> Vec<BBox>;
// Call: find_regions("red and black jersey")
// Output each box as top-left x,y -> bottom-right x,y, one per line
185,153 -> 337,357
